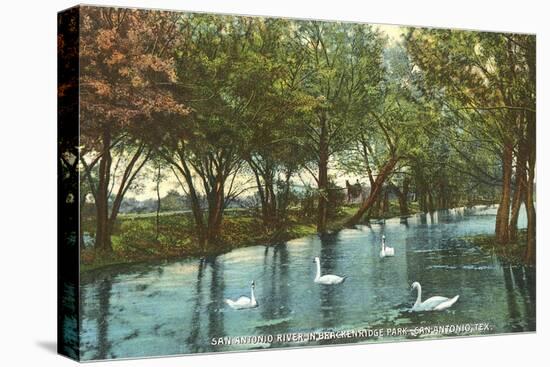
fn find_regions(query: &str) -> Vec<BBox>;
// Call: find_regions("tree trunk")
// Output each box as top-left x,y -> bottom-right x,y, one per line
394,179 -> 409,216
415,174 -> 427,212
206,175 -> 225,247
155,163 -> 161,241
105,145 -> 149,250
249,158 -> 279,229
495,141 -> 514,245
524,163 -> 536,264
277,169 -> 293,229
250,163 -> 268,225
317,115 -> 329,233
79,192 -> 86,250
438,179 -> 448,209
524,108 -> 536,264
265,173 -> 277,228
420,190 -> 427,212
525,169 -> 537,264
427,189 -> 434,212
508,181 -> 524,243
175,156 -> 207,249
509,139 -> 526,243
95,127 -> 112,252
372,195 -> 381,218
346,156 -> 398,226
382,188 -> 389,216
524,41 -> 536,264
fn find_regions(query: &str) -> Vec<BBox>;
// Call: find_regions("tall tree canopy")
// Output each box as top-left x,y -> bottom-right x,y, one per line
79,7 -> 188,252
406,29 -> 535,262
77,10 -> 535,264
294,21 -> 385,231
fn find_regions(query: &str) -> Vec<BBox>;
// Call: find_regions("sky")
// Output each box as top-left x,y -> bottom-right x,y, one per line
374,24 -> 405,45
127,158 -> 362,201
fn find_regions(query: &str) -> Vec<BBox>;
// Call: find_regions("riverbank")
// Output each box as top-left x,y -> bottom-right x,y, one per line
80,200 -> 420,274
81,211 -> 325,273
464,229 -> 532,266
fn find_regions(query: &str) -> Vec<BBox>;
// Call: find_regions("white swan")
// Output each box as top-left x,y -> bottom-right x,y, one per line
313,257 -> 346,285
225,281 -> 258,310
379,235 -> 395,258
411,282 -> 459,311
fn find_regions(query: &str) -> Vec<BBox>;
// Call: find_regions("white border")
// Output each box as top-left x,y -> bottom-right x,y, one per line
0,1 -> 546,367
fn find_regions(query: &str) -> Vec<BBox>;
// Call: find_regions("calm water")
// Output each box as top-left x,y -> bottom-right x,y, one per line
80,206 -> 535,360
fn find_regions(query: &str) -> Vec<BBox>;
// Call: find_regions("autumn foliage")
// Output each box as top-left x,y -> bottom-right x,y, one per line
79,7 -> 189,252
80,8 -> 188,142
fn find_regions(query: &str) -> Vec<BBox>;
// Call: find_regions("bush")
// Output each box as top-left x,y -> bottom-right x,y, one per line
327,180 -> 346,219
298,181 -> 346,219
299,186 -> 317,218
117,218 -> 157,251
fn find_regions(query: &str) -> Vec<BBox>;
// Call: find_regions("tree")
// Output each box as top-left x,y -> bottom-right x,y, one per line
159,15 -> 278,249
406,29 -> 535,261
295,21 -> 385,232
79,7 -> 188,252
149,158 -> 168,241
345,44 -> 424,225
242,19 -> 314,230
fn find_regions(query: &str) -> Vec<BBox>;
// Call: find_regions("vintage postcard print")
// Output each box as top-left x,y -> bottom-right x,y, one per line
58,5 -> 536,361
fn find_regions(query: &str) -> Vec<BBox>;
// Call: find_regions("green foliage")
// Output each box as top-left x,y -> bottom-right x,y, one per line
117,219 -> 158,252
79,11 -> 535,261
298,186 -> 317,218
160,189 -> 187,211
297,179 -> 346,219
404,30 -> 535,211
464,230 -> 530,266
327,180 -> 347,219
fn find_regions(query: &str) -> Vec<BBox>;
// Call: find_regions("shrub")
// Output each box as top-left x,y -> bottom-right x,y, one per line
117,218 -> 157,251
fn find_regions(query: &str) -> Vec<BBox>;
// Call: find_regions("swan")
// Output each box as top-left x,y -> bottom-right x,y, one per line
313,257 -> 346,285
379,235 -> 395,258
410,282 -> 459,311
225,281 -> 258,310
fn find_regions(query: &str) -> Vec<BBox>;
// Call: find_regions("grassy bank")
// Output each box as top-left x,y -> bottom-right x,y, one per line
80,210 -> 319,273
463,229 -> 532,266
80,200 -> 425,274
340,200 -> 421,220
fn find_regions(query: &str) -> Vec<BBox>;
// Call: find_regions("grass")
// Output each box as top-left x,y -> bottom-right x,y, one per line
80,208 -> 322,273
81,200 -> 534,273
79,200 -> 421,274
463,229 -> 531,266
341,200 -> 420,218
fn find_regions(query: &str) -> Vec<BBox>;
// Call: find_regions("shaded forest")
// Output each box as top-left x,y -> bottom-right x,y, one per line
59,7 -> 535,266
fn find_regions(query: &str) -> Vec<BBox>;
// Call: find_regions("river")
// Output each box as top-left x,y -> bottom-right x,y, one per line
79,205 -> 535,360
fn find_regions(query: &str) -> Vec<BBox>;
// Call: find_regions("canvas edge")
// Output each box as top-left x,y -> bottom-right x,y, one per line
72,2 -> 536,36
57,5 -> 82,362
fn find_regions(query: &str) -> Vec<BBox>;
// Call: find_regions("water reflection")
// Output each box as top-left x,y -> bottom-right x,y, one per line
208,257 -> 226,351
186,256 -> 226,353
186,258 -> 205,353
502,265 -> 536,332
254,244 -> 292,337
319,233 -> 345,331
80,206 -> 535,360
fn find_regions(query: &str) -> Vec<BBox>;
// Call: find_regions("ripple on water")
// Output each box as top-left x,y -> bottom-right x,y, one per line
79,206 -> 534,360
427,264 -> 496,271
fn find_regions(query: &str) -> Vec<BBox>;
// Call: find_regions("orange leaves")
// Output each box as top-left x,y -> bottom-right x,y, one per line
96,29 -> 115,50
58,82 -> 76,97
130,75 -> 145,88
106,51 -> 125,66
137,54 -> 177,81
118,67 -> 130,77
79,6 -> 189,141
87,80 -> 112,96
